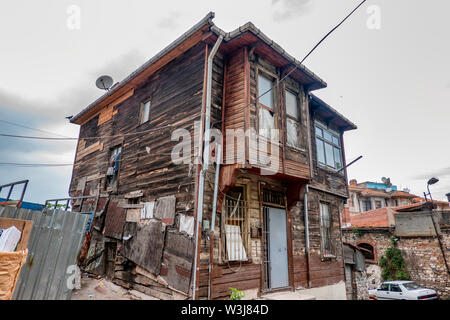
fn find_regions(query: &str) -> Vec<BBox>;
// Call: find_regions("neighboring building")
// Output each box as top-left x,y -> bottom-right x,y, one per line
69,13 -> 357,300
346,178 -> 416,216
342,197 -> 450,298
343,242 -> 369,300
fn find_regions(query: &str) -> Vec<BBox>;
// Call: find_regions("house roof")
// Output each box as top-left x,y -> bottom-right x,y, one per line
391,191 -> 416,198
71,12 -> 330,125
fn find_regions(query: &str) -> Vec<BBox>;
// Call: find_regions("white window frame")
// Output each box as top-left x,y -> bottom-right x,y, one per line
315,121 -> 343,171
257,71 -> 277,140
285,89 -> 301,148
140,99 -> 151,124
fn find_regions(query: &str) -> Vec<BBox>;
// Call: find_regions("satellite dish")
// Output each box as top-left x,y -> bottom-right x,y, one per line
381,177 -> 387,183
96,75 -> 114,91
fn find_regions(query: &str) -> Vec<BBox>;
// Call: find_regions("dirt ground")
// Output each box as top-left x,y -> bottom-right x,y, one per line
70,273 -> 158,300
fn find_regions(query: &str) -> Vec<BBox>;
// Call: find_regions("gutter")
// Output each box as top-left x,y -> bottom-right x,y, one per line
191,35 -> 223,300
304,184 -> 311,288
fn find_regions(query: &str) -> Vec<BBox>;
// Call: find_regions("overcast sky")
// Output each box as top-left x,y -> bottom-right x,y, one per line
0,0 -> 449,203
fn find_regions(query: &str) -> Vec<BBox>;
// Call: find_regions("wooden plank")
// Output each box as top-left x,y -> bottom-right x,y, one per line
122,221 -> 166,275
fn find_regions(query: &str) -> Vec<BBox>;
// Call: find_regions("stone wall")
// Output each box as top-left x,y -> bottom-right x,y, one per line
343,226 -> 450,298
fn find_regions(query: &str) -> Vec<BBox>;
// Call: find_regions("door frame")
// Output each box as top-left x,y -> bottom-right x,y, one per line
259,185 -> 294,292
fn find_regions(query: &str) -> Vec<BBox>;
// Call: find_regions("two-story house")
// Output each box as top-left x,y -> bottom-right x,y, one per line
69,12 -> 357,300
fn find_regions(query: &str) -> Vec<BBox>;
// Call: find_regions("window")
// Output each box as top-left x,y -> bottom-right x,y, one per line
223,187 -> 248,262
402,200 -> 408,206
320,202 -> 332,256
285,90 -> 300,148
379,283 -> 389,291
361,199 -> 372,212
403,282 -> 422,291
140,100 -> 151,124
375,200 -> 382,209
106,145 -> 122,189
390,284 -> 402,292
315,122 -> 342,170
357,243 -> 375,261
392,199 -> 398,207
258,73 -> 276,140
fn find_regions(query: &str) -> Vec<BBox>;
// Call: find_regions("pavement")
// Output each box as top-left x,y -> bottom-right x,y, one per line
70,273 -> 158,300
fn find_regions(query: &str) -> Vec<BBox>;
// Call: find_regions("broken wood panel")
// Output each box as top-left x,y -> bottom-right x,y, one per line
122,221 -> 166,275
154,195 -> 176,225
103,200 -> 127,239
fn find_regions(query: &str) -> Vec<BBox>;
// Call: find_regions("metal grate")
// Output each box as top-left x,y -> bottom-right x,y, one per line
262,189 -> 285,207
223,187 -> 248,262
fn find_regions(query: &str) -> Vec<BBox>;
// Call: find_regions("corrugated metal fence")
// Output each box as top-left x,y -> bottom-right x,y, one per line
0,205 -> 89,300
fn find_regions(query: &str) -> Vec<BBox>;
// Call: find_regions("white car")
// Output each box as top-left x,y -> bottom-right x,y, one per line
369,281 -> 438,300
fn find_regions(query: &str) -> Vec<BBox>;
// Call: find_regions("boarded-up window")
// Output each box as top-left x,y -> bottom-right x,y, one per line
320,202 -> 332,256
140,100 -> 151,124
258,73 -> 276,140
285,90 -> 300,148
106,145 -> 122,190
223,187 -> 248,262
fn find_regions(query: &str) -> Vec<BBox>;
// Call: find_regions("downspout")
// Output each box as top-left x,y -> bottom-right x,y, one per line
304,184 -> 311,288
208,143 -> 222,300
192,35 -> 223,300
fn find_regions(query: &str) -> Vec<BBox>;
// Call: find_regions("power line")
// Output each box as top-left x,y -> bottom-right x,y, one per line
0,0 -> 367,146
0,119 -> 71,138
255,0 -> 367,111
0,123 -> 177,141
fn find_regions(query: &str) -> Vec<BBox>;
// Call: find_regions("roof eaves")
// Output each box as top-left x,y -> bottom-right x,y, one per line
309,94 -> 357,131
212,22 -> 327,90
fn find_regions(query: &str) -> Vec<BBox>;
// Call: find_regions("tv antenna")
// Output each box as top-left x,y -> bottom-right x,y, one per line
95,75 -> 114,91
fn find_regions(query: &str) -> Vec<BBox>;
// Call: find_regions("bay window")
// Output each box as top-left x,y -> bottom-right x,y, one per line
315,122 -> 343,170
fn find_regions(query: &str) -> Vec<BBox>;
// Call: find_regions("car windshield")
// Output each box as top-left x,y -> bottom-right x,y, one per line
403,282 -> 422,290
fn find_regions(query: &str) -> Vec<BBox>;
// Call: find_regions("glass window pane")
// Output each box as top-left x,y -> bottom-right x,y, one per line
332,135 -> 340,146
315,126 -> 323,137
258,107 -> 275,139
258,74 -> 274,110
141,101 -> 150,123
325,142 -> 334,167
323,130 -> 333,143
334,147 -> 342,170
285,90 -> 298,118
286,118 -> 299,147
316,138 -> 325,164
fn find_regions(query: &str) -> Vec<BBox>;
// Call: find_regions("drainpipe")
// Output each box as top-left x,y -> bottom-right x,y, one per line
208,143 -> 222,300
304,184 -> 311,288
192,35 -> 223,300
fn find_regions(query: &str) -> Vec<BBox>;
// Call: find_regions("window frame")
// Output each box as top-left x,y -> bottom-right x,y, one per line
319,202 -> 334,258
284,88 -> 301,149
314,121 -> 343,172
221,185 -> 249,263
139,99 -> 151,125
256,69 -> 279,141
105,144 -> 122,191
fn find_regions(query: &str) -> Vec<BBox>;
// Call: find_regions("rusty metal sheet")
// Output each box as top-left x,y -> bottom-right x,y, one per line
121,221 -> 166,275
154,195 -> 176,225
104,200 -> 126,239
160,230 -> 194,293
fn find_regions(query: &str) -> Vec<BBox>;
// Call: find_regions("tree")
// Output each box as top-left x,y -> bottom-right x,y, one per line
379,236 -> 410,281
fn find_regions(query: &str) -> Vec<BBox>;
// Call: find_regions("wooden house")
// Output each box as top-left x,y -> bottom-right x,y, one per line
69,12 -> 357,300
